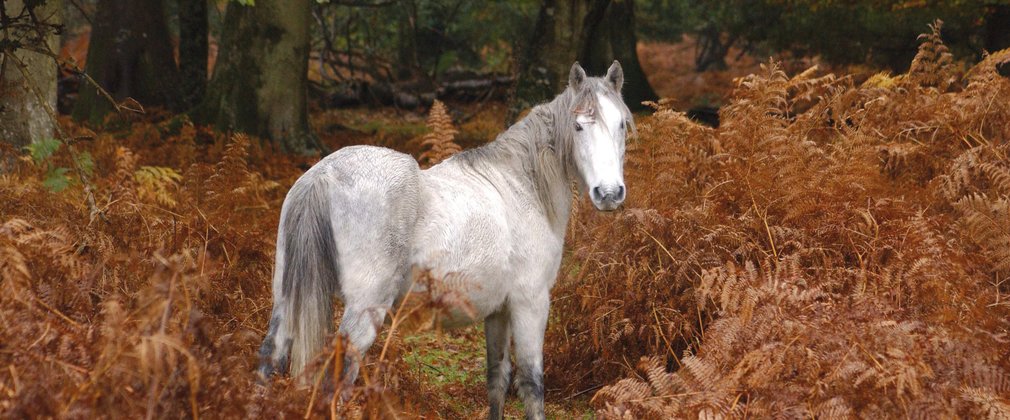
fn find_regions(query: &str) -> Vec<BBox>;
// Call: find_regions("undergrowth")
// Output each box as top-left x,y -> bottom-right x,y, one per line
0,106 -> 465,417
552,22 -> 1010,418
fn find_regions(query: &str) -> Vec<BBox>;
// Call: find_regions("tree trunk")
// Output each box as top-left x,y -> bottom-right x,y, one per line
985,4 -> 1010,52
508,0 -> 656,123
0,0 -> 61,148
178,0 -> 208,108
694,25 -> 731,72
578,0 -> 656,108
507,0 -> 563,123
191,0 -> 315,154
71,0 -> 182,125
987,3 -> 1010,78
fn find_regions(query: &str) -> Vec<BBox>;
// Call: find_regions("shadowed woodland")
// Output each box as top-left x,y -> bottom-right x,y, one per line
2,0 -> 1010,418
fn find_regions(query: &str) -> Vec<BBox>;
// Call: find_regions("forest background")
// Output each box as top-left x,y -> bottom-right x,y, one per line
2,0 -> 1010,418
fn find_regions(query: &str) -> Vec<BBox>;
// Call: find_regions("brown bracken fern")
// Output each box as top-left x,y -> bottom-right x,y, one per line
416,100 -> 462,167
539,23 -> 1010,418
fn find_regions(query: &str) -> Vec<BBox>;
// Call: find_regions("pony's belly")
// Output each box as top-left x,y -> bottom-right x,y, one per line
408,196 -> 514,321
438,305 -> 487,329
404,262 -> 511,324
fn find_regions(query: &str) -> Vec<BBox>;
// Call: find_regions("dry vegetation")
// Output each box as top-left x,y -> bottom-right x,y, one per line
411,100 -> 462,167
2,25 -> 1010,418
0,95 -> 495,418
569,24 -> 1010,417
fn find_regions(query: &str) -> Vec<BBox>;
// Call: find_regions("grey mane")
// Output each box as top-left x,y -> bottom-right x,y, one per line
456,77 -> 634,223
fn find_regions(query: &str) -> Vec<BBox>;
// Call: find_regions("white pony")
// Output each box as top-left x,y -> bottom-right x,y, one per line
258,62 -> 632,420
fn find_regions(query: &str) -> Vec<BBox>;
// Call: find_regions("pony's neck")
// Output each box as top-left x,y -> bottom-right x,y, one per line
463,96 -> 575,230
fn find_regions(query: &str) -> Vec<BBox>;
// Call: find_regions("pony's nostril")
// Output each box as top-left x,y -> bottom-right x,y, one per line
616,186 -> 626,201
592,186 -> 604,202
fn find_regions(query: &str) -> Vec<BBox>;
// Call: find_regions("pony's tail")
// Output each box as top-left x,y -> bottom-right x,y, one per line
260,178 -> 341,380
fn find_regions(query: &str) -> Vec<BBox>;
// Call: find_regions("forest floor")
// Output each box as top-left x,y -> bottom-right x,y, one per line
4,33 -> 1010,419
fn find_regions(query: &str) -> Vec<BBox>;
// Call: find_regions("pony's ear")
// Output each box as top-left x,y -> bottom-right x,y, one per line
569,62 -> 587,90
605,61 -> 623,92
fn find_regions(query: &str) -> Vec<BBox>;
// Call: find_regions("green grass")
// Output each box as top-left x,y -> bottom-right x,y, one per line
399,325 -> 595,418
403,328 -> 485,387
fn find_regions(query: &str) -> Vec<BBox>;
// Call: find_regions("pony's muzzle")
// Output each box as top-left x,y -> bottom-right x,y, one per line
591,184 -> 625,211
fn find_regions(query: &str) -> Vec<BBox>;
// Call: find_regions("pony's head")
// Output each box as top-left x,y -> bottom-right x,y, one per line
566,61 -> 633,212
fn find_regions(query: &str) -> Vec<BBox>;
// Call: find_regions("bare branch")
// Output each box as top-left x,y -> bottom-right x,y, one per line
67,0 -> 93,25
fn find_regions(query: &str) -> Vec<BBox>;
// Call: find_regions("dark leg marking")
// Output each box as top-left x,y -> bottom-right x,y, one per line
257,315 -> 283,380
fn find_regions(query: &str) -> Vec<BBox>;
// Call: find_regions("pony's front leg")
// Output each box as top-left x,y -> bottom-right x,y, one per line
485,309 -> 511,420
511,292 -> 549,420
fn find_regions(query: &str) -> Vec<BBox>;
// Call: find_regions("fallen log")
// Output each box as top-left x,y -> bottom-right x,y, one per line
311,74 -> 514,109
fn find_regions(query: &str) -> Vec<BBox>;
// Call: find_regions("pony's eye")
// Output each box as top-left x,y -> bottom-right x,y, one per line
574,122 -> 583,132
620,120 -> 626,129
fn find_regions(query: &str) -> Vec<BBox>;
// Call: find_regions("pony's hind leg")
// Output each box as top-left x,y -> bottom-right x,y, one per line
336,299 -> 392,391
485,309 -> 512,420
332,254 -> 410,392
511,293 -> 549,420
257,302 -> 292,380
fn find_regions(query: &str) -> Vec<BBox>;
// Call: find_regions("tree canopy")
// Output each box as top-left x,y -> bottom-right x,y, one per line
639,0 -> 1010,71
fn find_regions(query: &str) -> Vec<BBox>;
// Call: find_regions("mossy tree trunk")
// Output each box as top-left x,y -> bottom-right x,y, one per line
191,0 -> 315,154
178,0 -> 208,107
71,0 -> 182,125
0,0 -> 61,148
508,0 -> 656,123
